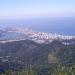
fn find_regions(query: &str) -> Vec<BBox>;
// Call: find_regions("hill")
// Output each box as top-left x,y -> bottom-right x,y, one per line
0,40 -> 75,74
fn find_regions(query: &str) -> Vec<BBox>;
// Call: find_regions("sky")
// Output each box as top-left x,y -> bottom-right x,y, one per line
0,0 -> 75,19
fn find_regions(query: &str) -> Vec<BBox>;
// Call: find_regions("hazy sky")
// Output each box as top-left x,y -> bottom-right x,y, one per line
0,0 -> 75,19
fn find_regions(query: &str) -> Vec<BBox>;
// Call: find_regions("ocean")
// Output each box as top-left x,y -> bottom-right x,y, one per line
0,17 -> 75,36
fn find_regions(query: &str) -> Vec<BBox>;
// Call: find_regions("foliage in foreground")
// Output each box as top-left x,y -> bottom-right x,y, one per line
0,64 -> 75,75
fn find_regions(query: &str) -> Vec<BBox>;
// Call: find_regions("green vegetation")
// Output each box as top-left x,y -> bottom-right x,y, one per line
0,40 -> 75,75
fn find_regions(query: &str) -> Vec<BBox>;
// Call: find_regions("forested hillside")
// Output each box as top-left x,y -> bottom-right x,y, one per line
0,40 -> 75,75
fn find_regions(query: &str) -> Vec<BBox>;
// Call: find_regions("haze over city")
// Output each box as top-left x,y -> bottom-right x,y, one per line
0,0 -> 75,35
